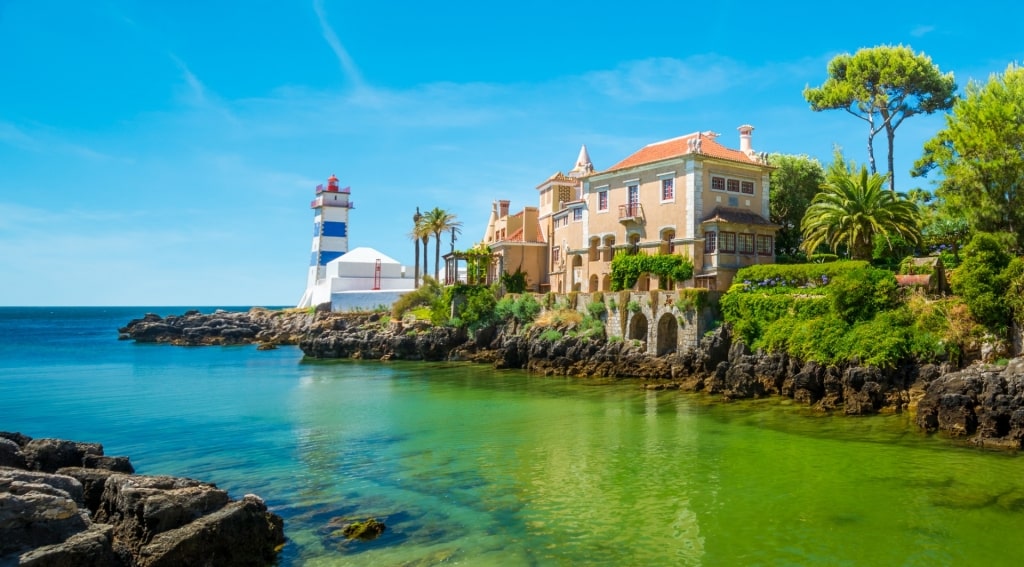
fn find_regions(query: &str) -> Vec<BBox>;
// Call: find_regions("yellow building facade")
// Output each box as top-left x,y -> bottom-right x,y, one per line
486,125 -> 777,292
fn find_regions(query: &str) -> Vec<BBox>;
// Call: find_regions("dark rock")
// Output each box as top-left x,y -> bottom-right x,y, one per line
82,454 -> 134,473
1,434 -> 284,566
135,495 -> 285,567
15,524 -> 121,567
23,438 -> 103,473
0,437 -> 27,469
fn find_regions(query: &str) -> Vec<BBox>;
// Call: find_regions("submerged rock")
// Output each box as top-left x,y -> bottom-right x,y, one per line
340,518 -> 386,541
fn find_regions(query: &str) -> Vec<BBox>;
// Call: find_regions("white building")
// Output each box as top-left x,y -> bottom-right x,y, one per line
297,176 -> 415,310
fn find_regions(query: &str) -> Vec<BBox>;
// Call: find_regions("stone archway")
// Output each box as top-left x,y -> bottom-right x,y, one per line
628,313 -> 648,346
601,274 -> 611,291
656,313 -> 677,356
572,255 -> 583,292
589,274 -> 598,292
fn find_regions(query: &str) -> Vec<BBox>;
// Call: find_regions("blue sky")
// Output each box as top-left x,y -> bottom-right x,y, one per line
2,1 -> 1022,306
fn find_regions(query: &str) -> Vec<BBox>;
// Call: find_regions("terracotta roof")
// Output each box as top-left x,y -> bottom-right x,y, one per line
896,274 -> 931,287
700,207 -> 775,226
503,222 -> 546,243
604,132 -> 759,173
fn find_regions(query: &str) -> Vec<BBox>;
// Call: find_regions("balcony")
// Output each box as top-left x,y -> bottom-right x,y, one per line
311,197 -> 355,209
618,203 -> 644,224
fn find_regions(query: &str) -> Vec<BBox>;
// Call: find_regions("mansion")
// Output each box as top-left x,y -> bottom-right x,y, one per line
480,125 -> 777,292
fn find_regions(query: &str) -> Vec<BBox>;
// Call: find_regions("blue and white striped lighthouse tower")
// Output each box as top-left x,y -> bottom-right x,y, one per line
298,174 -> 353,307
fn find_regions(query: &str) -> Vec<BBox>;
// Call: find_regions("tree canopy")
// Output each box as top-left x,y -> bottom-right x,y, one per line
914,63 -> 1024,251
804,45 -> 956,191
800,164 -> 921,261
768,153 -> 826,257
423,207 -> 462,281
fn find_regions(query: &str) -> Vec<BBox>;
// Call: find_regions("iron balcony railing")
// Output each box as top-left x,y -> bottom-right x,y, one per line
618,203 -> 644,222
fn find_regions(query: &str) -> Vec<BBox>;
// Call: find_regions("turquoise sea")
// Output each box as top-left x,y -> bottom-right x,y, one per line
3,306 -> 1024,566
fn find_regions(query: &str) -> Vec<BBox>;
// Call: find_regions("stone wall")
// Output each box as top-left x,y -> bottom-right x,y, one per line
553,289 -> 721,356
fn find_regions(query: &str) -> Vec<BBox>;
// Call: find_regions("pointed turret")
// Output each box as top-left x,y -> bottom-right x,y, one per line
569,144 -> 594,177
484,200 -> 498,242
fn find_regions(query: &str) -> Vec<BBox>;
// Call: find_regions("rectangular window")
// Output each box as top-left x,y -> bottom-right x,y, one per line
711,176 -> 725,191
739,233 -> 755,254
661,178 -> 674,201
573,208 -> 583,222
727,179 -> 740,193
704,231 -> 717,253
552,246 -> 561,263
720,231 -> 736,253
741,181 -> 755,195
598,190 -> 608,211
757,235 -> 773,255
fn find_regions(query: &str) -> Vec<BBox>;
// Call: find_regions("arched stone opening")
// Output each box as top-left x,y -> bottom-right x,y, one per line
572,255 -> 584,292
628,313 -> 649,346
656,313 -> 677,356
602,235 -> 616,262
588,237 -> 600,262
589,274 -> 598,292
601,274 -> 611,291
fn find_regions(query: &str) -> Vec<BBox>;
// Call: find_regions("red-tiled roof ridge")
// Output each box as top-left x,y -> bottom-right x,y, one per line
503,223 -> 546,243
603,131 -> 758,173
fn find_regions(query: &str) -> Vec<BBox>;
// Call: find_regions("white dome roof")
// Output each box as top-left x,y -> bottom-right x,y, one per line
327,246 -> 401,265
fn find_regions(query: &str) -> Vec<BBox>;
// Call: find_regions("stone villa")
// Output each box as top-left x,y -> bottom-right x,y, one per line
479,125 -> 778,292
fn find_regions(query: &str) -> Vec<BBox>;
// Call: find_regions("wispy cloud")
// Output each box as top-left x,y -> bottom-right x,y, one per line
585,55 -> 743,102
0,120 -> 115,160
168,54 -> 209,106
312,0 -> 365,91
911,25 -> 936,38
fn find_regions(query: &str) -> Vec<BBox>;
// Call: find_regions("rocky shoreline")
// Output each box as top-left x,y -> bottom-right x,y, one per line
1,432 -> 284,566
119,309 -> 1024,450
118,307 -> 315,347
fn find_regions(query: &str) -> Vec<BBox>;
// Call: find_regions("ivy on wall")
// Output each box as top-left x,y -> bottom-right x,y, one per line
610,253 -> 694,291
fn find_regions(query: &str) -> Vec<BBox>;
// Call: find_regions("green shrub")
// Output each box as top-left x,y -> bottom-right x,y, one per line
734,260 -> 871,290
586,300 -> 607,319
431,283 -> 498,331
627,300 -> 641,313
392,276 -> 443,319
569,315 -> 606,340
951,233 -> 1014,333
500,268 -> 528,293
809,253 -> 839,263
495,294 -> 542,326
675,288 -> 708,312
539,329 -> 563,342
827,267 -> 898,323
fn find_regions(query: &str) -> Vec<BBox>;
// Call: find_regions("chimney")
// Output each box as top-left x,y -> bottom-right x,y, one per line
498,200 -> 510,218
738,125 -> 754,155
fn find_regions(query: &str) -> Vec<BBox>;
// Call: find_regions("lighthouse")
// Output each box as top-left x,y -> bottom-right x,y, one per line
298,174 -> 353,307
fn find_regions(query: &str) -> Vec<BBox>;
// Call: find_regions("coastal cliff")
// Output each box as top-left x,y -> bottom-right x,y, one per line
1,432 -> 285,566
120,309 -> 1024,449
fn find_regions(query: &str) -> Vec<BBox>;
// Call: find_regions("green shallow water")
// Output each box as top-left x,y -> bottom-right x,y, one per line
2,307 -> 1024,565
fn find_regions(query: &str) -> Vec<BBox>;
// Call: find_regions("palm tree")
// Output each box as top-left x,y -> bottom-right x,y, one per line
415,215 -> 431,286
423,207 -> 462,281
410,207 -> 423,288
800,166 -> 921,260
